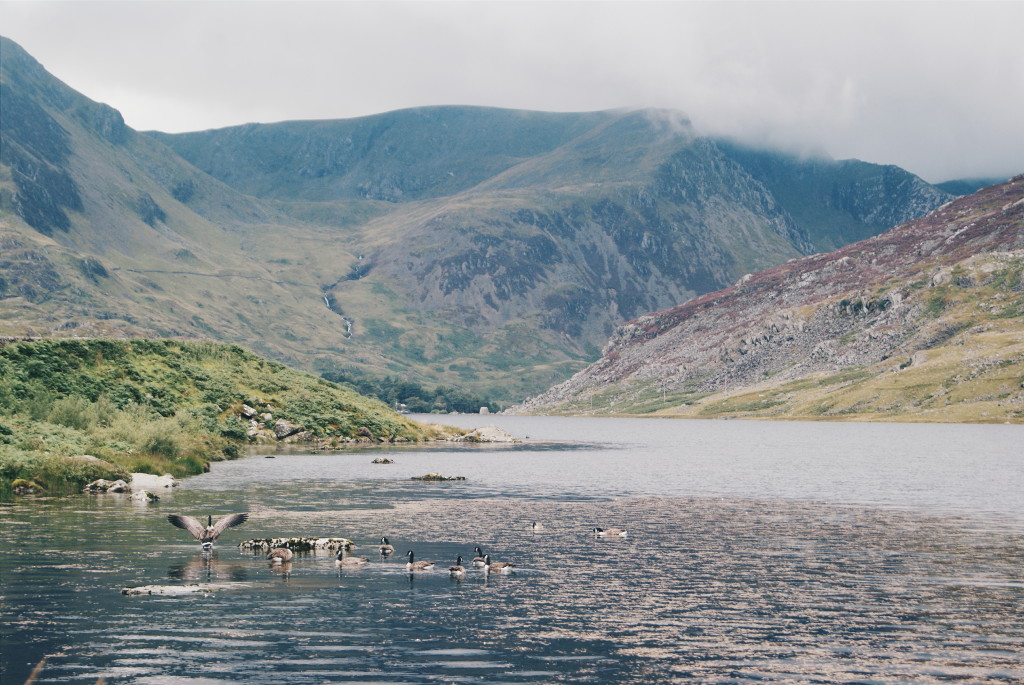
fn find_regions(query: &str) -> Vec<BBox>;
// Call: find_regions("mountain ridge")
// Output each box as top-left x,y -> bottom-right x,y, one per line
1,35 -> 958,401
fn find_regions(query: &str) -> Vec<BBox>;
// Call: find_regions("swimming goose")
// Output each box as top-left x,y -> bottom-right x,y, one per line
267,545 -> 293,563
471,546 -> 487,567
531,521 -> 543,532
167,513 -> 248,549
592,527 -> 627,538
405,551 -> 434,572
449,555 -> 466,577
378,536 -> 395,555
482,554 -> 514,574
336,548 -> 369,566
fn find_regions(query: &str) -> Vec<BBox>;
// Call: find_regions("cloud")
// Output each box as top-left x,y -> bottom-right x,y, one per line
1,0 -> 1022,182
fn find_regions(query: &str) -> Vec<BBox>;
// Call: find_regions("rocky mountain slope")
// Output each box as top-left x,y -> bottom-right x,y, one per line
515,177 -> 1024,422
1,36 -> 953,401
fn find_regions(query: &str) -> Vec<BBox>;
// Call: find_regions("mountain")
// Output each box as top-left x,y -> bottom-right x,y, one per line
514,178 -> 1024,422
1,36 -> 954,401
935,177 -> 1008,196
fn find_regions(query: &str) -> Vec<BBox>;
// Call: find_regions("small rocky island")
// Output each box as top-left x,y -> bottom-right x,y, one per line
411,473 -> 467,481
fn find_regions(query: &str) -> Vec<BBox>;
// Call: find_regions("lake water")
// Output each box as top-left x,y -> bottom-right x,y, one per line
1,416 -> 1022,683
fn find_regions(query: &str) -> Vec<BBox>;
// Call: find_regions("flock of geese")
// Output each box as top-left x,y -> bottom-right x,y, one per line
168,514 -> 628,577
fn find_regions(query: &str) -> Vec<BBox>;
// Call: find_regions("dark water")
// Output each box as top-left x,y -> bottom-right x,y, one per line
1,416 -> 1022,683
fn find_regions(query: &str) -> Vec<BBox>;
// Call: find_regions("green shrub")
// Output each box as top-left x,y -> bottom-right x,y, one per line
48,395 -> 95,431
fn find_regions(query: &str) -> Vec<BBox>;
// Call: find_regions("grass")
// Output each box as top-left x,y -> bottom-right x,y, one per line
0,338 -> 453,494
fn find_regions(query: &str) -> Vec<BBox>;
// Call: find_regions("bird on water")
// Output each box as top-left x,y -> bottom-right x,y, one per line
378,536 -> 395,555
167,513 -> 248,549
337,548 -> 370,566
482,554 -> 514,574
592,527 -> 627,538
267,544 -> 293,563
405,550 -> 435,572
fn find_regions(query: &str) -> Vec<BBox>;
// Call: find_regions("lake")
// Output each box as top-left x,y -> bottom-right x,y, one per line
1,416 -> 1022,683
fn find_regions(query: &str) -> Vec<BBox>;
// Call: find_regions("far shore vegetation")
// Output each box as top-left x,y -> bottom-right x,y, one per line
0,338 -> 455,495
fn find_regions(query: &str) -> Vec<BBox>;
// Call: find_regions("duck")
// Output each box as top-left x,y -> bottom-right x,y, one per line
405,550 -> 434,572
471,546 -> 487,567
378,536 -> 395,555
449,555 -> 466,577
167,513 -> 248,549
482,554 -> 514,574
593,527 -> 628,538
267,545 -> 293,563
336,548 -> 369,566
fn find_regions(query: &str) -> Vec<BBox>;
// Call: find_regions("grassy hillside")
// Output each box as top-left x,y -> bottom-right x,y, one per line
0,338 -> 450,494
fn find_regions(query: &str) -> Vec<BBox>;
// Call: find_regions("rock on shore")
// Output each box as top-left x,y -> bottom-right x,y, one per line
450,425 -> 520,443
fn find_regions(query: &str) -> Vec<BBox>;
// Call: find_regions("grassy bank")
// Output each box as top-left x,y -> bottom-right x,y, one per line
0,338 -> 450,494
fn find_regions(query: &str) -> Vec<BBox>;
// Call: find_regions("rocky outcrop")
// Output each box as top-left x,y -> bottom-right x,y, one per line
450,425 -> 520,443
239,537 -> 353,552
272,418 -> 304,440
130,473 -> 178,490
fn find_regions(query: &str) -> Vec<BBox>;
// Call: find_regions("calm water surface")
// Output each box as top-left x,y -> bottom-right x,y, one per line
1,416 -> 1022,683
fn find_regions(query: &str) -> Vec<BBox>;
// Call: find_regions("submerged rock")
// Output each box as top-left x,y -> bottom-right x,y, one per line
121,583 -> 243,596
411,473 -> 467,481
129,489 -> 159,503
12,478 -> 45,495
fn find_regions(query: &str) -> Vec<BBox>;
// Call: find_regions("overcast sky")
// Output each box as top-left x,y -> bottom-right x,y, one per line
2,1 -> 1021,183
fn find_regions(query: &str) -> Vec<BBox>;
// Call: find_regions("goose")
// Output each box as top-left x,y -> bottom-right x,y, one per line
482,554 -> 514,574
378,536 -> 395,555
405,550 -> 434,572
531,521 -> 543,532
167,513 -> 248,549
471,546 -> 487,567
336,548 -> 369,566
449,555 -> 466,577
267,545 -> 293,563
593,527 -> 627,538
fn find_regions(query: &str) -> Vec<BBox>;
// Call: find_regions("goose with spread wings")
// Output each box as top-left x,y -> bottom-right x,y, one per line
167,513 -> 248,549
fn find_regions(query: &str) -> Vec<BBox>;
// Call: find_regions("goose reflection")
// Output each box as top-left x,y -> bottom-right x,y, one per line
167,552 -> 248,582
269,561 -> 292,581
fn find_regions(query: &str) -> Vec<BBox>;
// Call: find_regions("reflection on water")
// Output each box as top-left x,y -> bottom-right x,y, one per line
1,417 -> 1022,683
